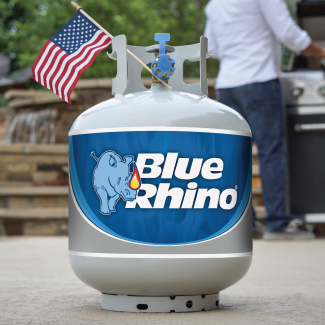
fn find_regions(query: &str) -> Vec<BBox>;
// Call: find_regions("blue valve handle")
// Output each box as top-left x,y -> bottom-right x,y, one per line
155,33 -> 170,56
151,33 -> 175,80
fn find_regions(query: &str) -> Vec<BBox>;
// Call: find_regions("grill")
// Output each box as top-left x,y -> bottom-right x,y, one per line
280,0 -> 325,224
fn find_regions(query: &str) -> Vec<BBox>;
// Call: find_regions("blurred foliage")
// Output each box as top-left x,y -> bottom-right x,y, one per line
282,0 -> 297,70
0,95 -> 7,106
0,0 -> 216,80
0,0 -> 296,81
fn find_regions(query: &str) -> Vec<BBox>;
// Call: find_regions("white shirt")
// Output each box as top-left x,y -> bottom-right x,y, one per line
204,0 -> 311,89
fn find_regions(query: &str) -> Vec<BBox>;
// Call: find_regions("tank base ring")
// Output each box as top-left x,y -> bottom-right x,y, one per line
101,293 -> 220,313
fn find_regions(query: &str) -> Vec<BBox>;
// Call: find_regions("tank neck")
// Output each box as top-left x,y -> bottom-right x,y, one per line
150,83 -> 169,92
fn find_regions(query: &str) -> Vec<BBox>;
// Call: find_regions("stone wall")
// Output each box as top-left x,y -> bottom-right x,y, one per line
1,80 -> 114,144
1,78 -> 217,144
0,78 -> 264,236
0,144 -> 69,235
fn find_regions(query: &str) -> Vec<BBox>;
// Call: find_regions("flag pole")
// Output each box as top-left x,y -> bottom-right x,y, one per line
70,1 -> 172,89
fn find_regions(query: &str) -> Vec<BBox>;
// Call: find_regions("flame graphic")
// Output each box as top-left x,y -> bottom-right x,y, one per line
129,164 -> 141,190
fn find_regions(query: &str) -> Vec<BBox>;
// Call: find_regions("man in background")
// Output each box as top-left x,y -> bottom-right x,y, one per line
204,0 -> 325,239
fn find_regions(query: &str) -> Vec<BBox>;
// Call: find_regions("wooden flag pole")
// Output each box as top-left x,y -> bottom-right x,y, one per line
70,1 -> 172,89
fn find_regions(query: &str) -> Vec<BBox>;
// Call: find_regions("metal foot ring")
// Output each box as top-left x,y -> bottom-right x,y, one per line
101,293 -> 220,313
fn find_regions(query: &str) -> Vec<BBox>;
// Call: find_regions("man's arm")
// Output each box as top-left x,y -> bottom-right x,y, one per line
259,0 -> 312,53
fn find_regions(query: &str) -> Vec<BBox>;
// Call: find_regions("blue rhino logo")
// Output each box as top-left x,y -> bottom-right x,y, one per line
91,150 -> 138,215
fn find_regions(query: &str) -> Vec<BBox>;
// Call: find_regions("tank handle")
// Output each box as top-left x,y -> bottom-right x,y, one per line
107,35 -> 211,96
169,36 -> 210,96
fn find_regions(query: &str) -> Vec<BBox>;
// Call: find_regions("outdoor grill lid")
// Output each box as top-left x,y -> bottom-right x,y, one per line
298,1 -> 325,18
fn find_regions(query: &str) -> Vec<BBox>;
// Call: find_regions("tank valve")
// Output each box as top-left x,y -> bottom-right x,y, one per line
147,33 -> 175,80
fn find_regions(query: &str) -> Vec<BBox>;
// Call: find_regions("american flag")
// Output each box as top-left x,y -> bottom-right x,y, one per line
32,12 -> 111,104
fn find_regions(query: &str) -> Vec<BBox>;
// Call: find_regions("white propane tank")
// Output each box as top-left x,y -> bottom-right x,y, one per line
69,34 -> 252,313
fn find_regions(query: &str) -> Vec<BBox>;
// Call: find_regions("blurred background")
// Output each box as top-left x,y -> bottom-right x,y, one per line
0,0 -> 324,237
0,0 -> 297,87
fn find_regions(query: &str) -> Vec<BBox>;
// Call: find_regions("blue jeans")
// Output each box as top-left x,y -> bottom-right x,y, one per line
218,79 -> 292,232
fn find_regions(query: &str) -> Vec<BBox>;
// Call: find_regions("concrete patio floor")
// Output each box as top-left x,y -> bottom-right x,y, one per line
0,237 -> 324,324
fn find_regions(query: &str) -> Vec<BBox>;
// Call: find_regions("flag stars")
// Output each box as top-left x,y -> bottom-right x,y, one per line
49,16 -> 102,52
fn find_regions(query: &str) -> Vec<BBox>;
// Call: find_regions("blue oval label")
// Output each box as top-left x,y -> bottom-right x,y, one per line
69,129 -> 251,245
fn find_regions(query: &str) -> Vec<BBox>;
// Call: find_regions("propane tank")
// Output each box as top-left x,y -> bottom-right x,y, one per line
69,33 -> 252,313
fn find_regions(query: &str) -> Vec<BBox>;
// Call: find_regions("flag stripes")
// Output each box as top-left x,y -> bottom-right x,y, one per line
32,28 -> 111,104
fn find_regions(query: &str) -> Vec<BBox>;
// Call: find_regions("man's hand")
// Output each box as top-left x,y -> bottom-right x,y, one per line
302,42 -> 325,59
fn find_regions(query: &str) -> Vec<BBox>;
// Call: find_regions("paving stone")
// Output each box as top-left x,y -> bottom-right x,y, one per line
0,197 -> 7,208
0,207 -> 68,219
2,220 -> 23,235
33,196 -> 57,208
24,220 -> 58,236
6,163 -> 36,174
0,220 -> 6,235
32,171 -> 60,184
9,197 -> 32,209
57,196 -> 69,208
58,221 -> 69,236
